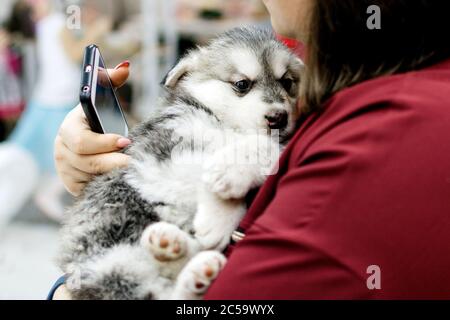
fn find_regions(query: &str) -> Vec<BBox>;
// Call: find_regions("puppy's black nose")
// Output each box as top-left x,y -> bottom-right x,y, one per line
265,110 -> 288,130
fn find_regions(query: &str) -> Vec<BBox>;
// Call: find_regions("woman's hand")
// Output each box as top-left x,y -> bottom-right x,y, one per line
54,62 -> 131,196
0,28 -> 10,51
52,285 -> 71,300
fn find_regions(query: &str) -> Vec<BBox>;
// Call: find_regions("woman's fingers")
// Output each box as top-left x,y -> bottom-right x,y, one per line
55,139 -> 130,196
65,128 -> 129,156
69,150 -> 131,176
58,105 -> 131,155
57,138 -> 130,175
52,285 -> 72,300
57,161 -> 92,184
55,120 -> 131,196
109,61 -> 130,88
54,61 -> 130,196
54,136 -> 89,196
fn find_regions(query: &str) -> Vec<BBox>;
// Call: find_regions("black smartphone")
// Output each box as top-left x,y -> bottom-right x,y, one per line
80,44 -> 129,136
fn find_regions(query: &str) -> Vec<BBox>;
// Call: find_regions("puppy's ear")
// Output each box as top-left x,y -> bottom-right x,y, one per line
163,52 -> 200,89
291,57 -> 305,77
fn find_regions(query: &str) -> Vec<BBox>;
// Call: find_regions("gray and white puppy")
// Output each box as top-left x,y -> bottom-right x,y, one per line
58,27 -> 303,300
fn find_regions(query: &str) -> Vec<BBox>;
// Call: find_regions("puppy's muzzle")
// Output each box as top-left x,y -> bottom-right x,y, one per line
265,110 -> 288,130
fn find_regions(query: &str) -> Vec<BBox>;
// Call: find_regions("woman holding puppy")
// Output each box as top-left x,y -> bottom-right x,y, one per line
53,0 -> 450,299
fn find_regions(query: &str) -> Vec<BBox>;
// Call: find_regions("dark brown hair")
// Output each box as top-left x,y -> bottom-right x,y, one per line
301,0 -> 450,112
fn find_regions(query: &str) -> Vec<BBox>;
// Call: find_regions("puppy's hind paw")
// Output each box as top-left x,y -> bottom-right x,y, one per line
172,251 -> 227,299
141,222 -> 188,262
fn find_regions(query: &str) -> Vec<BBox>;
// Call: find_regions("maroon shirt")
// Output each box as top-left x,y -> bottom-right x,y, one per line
205,57 -> 450,299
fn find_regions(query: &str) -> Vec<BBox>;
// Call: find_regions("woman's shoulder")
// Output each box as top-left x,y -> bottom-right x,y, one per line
326,57 -> 450,116
289,58 -> 450,161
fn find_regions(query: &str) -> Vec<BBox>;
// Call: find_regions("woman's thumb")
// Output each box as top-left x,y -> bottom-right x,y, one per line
109,61 -> 130,88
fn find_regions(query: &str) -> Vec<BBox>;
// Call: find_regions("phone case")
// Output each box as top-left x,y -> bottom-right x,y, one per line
80,44 -> 106,134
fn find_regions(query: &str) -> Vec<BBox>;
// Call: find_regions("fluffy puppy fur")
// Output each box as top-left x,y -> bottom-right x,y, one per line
58,27 -> 303,300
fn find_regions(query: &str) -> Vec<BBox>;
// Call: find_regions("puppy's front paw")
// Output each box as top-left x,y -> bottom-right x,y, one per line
173,251 -> 226,299
203,161 -> 252,200
194,199 -> 246,250
194,213 -> 231,250
141,222 -> 188,262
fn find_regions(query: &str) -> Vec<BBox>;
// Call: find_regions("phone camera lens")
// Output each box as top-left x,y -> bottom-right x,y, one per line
82,86 -> 90,93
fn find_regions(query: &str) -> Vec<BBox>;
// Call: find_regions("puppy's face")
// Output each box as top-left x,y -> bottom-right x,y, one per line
165,28 -> 303,139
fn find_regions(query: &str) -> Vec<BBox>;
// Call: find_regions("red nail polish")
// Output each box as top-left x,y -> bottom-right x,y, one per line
115,60 -> 130,70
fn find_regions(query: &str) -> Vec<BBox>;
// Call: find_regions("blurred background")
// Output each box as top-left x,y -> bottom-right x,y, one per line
0,0 -> 270,299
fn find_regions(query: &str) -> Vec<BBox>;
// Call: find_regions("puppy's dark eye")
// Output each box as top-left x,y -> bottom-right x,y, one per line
280,78 -> 293,92
233,80 -> 252,94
